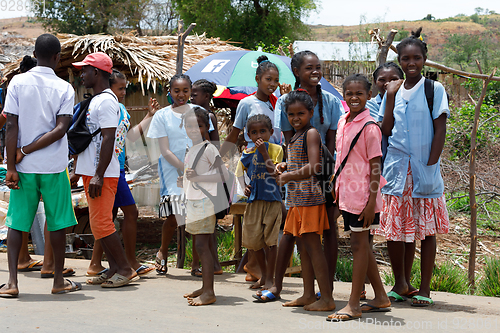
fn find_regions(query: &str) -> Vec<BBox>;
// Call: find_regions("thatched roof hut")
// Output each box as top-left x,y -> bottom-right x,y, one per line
2,33 -> 243,94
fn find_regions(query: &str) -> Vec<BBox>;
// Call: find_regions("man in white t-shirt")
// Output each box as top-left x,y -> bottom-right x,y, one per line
72,52 -> 138,287
1,34 -> 80,297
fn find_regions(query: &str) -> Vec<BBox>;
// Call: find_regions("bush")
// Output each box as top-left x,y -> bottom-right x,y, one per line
478,256 -> 500,296
446,101 -> 500,159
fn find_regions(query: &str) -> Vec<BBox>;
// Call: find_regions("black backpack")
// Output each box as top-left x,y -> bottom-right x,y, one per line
190,142 -> 233,220
381,78 -> 434,168
67,91 -> 116,155
302,128 -> 336,205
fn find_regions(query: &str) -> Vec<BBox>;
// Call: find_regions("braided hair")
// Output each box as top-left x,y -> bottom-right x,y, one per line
284,89 -> 314,114
256,55 -> 279,77
396,27 -> 428,59
193,79 -> 217,96
372,62 -> 404,82
343,74 -> 372,94
180,106 -> 210,129
290,51 -> 324,124
170,73 -> 192,88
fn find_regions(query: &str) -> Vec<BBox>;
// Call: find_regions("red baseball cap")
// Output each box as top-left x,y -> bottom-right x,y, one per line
72,52 -> 113,73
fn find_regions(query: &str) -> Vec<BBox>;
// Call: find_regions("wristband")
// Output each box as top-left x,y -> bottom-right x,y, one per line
20,146 -> 28,156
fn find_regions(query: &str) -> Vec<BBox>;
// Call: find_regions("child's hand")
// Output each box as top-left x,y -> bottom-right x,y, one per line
148,98 -> 160,117
177,176 -> 183,188
244,184 -> 252,197
279,83 -> 292,95
185,168 -> 198,180
359,201 -> 376,228
255,138 -> 266,155
385,79 -> 404,96
275,162 -> 287,175
15,148 -> 24,164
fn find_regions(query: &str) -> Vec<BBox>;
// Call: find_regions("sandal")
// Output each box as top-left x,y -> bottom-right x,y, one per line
155,251 -> 167,275
191,268 -> 202,277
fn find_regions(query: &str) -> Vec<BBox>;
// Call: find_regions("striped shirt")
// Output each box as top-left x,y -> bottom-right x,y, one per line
286,128 -> 325,207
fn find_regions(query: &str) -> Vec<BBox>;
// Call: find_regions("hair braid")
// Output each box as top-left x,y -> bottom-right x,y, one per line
316,84 -> 324,124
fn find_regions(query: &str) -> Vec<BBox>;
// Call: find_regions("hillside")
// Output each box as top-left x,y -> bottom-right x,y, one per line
0,16 -> 45,38
309,14 -> 500,62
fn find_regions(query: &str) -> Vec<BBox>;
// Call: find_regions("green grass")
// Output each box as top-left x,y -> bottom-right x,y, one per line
382,259 -> 471,294
335,257 -> 353,282
478,256 -> 500,297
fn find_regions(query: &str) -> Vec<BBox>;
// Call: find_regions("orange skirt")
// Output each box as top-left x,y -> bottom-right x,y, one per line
284,204 -> 329,237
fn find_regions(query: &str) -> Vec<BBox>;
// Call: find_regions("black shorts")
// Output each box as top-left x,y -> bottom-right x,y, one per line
341,210 -> 380,232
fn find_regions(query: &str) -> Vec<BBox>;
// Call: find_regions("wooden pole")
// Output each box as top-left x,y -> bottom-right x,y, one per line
176,20 -> 196,75
468,65 -> 496,289
376,29 -> 398,67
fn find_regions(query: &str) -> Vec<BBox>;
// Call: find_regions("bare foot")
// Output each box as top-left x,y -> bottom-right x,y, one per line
17,259 -> 43,271
304,298 -> 336,311
360,296 -> 391,311
187,293 -> 216,306
244,264 -> 261,280
282,294 -> 316,307
86,265 -> 107,276
245,273 -> 258,282
249,278 -> 264,289
0,283 -> 19,298
184,288 -> 203,298
327,304 -> 361,320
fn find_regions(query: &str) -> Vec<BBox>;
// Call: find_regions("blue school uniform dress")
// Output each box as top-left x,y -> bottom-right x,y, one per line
147,105 -> 214,217
233,95 -> 282,147
114,103 -> 135,208
366,94 -> 383,119
378,77 -> 449,198
278,89 -> 344,144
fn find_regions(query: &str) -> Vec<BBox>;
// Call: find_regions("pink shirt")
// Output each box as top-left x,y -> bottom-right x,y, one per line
335,109 -> 386,215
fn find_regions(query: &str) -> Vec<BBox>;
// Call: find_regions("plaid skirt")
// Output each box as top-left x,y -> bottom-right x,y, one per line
374,165 -> 449,242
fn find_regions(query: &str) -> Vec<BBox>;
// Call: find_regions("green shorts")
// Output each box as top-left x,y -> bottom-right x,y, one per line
6,170 -> 77,232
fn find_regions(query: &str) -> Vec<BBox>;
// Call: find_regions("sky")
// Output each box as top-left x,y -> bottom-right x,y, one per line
305,0 -> 500,26
1,0 -> 500,26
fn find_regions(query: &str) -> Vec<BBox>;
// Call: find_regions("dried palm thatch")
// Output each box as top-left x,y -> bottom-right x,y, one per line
2,33 -> 243,93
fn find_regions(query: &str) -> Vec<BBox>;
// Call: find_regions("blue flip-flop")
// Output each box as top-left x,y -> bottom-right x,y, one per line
252,290 -> 280,303
387,290 -> 407,302
411,295 -> 434,307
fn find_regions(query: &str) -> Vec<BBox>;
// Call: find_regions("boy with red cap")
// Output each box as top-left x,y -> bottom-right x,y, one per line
72,52 -> 139,287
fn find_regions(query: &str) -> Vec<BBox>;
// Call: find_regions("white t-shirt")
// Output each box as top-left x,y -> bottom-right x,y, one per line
4,66 -> 74,174
75,89 -> 120,178
401,76 -> 425,101
183,141 -> 220,200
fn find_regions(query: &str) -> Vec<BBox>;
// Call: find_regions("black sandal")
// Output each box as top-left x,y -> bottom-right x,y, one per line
190,268 -> 202,277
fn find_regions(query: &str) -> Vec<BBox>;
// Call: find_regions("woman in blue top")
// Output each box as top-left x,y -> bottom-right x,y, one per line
147,74 -> 215,275
378,29 -> 449,307
258,51 -> 344,302
86,69 -> 159,278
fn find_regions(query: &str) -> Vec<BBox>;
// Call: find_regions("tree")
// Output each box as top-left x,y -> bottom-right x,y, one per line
423,14 -> 435,21
172,0 -> 317,49
31,0 -> 178,35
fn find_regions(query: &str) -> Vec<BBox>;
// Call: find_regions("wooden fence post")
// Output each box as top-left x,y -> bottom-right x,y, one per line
176,20 -> 196,75
468,66 -> 496,289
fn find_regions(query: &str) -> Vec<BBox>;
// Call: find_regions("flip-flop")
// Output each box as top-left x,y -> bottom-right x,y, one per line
191,268 -> 203,277
155,252 -> 167,275
18,259 -> 43,272
316,291 -> 321,300
101,273 -> 139,288
86,273 -> 108,285
326,313 -> 362,322
411,295 -> 434,307
214,270 -> 223,275
387,290 -> 407,302
360,303 -> 391,313
86,268 -> 109,277
0,283 -> 19,298
52,279 -> 82,294
252,290 -> 280,303
360,290 -> 367,300
404,289 -> 419,297
136,265 -> 154,276
41,268 -> 75,279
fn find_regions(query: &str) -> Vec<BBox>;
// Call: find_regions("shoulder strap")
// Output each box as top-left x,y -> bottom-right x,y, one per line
330,121 -> 376,188
193,156 -> 231,203
302,126 -> 314,155
191,142 -> 209,171
424,78 -> 434,116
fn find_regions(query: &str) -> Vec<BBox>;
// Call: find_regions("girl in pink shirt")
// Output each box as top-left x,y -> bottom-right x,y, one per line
328,74 -> 390,322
